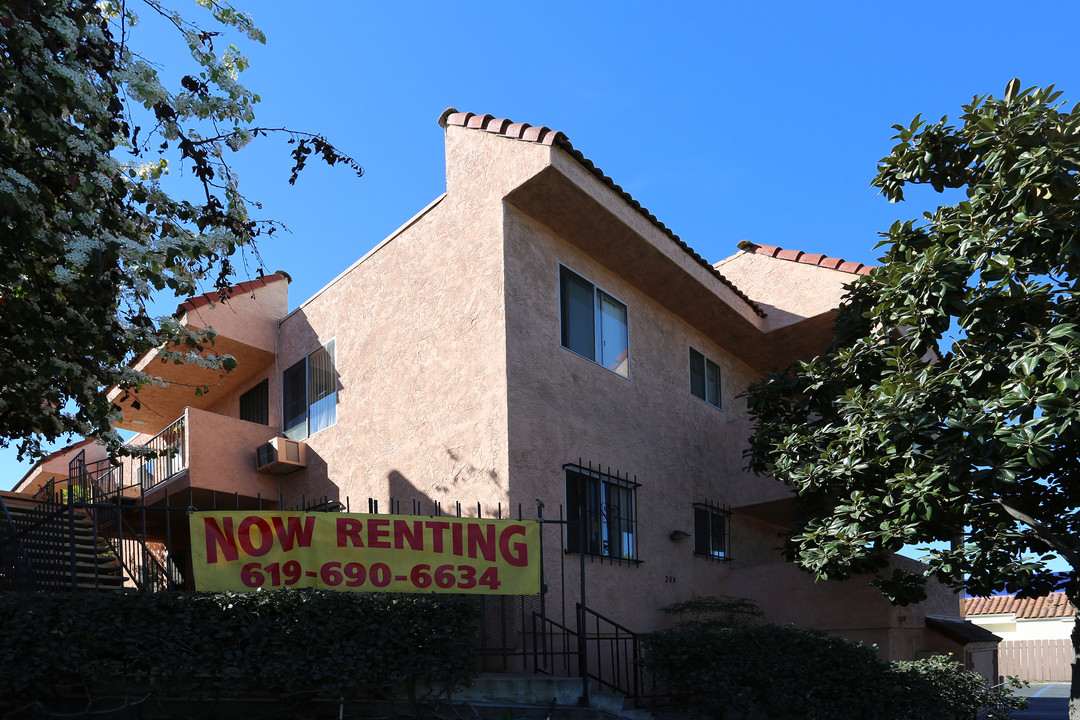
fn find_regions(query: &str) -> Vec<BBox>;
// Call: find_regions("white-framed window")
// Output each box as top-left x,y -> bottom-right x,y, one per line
693,502 -> 729,559
565,464 -> 638,562
283,340 -> 337,440
689,347 -> 721,408
560,265 -> 629,377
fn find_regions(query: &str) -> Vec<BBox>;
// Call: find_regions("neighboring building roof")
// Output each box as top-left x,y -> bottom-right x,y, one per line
966,593 -> 1075,619
13,437 -> 99,491
174,273 -> 288,317
925,615 -> 1001,645
439,108 -> 766,318
735,240 -> 874,276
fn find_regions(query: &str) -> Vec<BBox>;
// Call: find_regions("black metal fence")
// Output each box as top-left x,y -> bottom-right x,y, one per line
0,484 -> 655,705
0,496 -> 37,591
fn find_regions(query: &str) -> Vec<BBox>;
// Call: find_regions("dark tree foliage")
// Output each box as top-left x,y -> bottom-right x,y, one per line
747,80 -> 1080,605
0,1 -> 361,459
746,79 -> 1080,716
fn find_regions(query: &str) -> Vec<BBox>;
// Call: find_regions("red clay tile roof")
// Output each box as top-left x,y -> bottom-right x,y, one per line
736,240 -> 874,276
439,108 -> 766,318
965,593 -> 1075,619
175,273 -> 288,317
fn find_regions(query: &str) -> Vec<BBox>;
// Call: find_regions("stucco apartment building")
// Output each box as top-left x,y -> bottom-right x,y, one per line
14,108 -> 985,666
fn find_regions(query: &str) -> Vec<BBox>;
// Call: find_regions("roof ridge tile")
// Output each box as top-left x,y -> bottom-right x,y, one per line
737,240 -> 873,276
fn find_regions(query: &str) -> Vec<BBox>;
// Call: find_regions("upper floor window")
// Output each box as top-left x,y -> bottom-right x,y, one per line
565,464 -> 638,562
689,347 -> 721,408
239,379 -> 269,425
560,266 -> 629,377
283,340 -> 337,440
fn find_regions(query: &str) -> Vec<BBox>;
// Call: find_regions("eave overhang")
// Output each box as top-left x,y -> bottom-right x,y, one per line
504,162 -> 838,374
107,332 -> 274,434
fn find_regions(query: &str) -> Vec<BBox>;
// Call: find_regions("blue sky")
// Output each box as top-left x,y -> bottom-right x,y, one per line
6,1 -> 1080,570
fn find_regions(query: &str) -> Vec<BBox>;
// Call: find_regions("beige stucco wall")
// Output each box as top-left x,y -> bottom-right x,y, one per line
106,116 -> 962,656
273,138 -> 534,511
501,201 -> 797,631
117,407 -> 279,501
497,174 -> 961,641
183,407 -> 281,498
546,150 -> 764,333
714,250 -> 855,333
968,615 -> 1074,641
111,279 -> 285,434
179,277 -> 289,353
734,554 -> 962,660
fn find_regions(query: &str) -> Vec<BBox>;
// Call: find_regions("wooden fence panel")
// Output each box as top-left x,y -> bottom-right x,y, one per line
998,639 -> 1072,683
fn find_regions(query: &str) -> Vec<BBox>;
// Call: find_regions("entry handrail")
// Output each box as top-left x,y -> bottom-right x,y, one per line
577,602 -> 652,702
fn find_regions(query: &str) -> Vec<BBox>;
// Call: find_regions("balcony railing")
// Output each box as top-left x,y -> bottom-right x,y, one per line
132,414 -> 187,494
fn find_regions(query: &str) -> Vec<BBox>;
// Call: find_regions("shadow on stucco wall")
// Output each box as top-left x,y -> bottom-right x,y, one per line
386,466 -> 512,520
288,446 -> 342,509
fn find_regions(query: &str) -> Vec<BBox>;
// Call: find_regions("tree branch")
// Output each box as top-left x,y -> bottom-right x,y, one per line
996,499 -> 1080,569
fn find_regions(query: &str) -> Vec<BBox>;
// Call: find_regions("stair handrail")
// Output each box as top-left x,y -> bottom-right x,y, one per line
81,480 -> 173,592
576,602 -> 652,703
64,450 -> 173,591
67,450 -> 124,505
0,495 -> 38,590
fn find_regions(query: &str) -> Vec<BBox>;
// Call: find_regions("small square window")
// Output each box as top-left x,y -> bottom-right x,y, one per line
560,266 -> 629,377
694,503 -> 729,559
689,347 -> 721,408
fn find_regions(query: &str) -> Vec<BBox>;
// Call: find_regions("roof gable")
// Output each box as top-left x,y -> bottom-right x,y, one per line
175,272 -> 288,317
439,108 -> 764,317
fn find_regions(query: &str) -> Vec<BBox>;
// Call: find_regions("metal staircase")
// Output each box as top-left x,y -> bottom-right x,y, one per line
0,494 -> 125,591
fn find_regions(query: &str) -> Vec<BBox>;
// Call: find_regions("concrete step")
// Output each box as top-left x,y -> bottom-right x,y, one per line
453,675 -> 652,720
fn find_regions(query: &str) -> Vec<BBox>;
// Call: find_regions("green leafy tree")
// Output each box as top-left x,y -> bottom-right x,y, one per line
0,0 -> 361,459
745,80 -> 1080,713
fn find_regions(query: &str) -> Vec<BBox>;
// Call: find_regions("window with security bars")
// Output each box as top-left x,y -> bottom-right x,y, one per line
694,502 -> 730,559
565,465 -> 638,562
283,340 -> 337,440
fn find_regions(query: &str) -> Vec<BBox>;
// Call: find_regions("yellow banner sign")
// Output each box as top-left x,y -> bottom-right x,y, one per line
189,511 -> 540,595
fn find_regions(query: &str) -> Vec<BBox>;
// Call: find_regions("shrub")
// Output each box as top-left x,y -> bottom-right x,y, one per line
889,654 -> 1026,720
644,622 -> 888,719
643,597 -> 1025,720
0,590 -> 479,703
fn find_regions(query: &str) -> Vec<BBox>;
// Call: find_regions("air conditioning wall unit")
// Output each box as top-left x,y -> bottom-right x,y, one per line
255,437 -> 307,475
